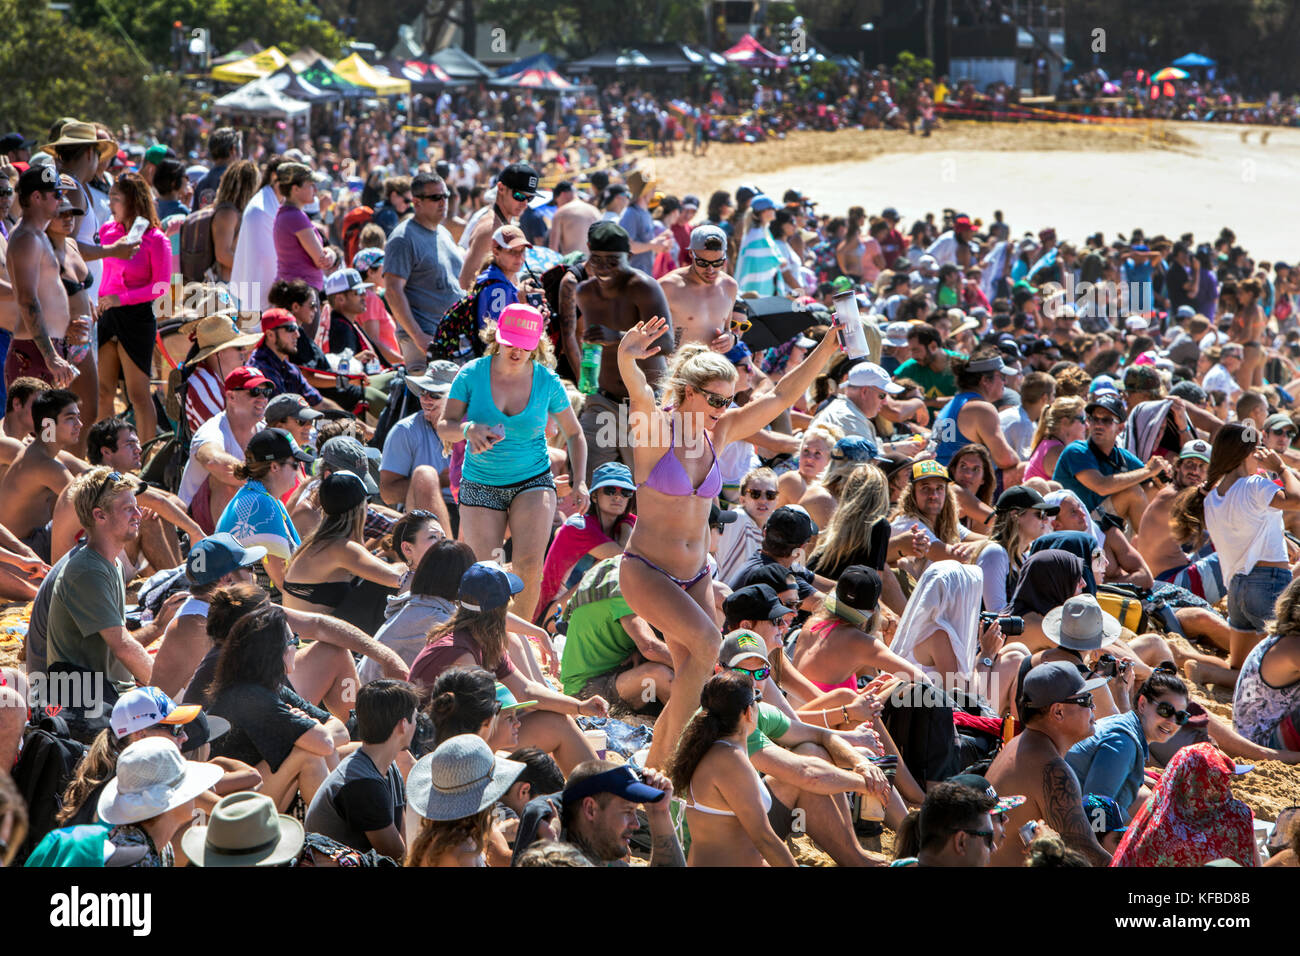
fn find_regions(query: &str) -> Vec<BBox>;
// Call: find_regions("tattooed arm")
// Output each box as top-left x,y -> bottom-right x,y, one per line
640,767 -> 686,867
1041,757 -> 1112,867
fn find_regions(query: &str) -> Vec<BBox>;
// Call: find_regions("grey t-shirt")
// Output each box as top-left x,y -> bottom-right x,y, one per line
619,205 -> 655,274
305,749 -> 406,854
383,218 -> 466,336
46,546 -> 131,691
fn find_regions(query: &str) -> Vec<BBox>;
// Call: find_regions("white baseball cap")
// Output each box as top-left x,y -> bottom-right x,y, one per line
883,322 -> 912,348
846,363 -> 904,393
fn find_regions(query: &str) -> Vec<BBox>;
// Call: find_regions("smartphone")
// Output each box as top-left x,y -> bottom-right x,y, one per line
126,216 -> 148,243
489,423 -> 505,440
1019,821 -> 1039,846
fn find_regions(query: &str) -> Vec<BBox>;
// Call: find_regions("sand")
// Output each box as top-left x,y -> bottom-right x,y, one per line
654,120 -> 1300,263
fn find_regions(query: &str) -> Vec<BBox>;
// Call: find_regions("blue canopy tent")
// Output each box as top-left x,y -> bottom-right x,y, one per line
1171,53 -> 1216,68
495,52 -> 560,77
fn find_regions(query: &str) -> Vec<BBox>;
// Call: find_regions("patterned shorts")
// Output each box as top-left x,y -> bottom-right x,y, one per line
458,468 -> 555,512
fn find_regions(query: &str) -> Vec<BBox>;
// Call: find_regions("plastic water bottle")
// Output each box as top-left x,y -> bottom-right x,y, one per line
579,343 -> 602,395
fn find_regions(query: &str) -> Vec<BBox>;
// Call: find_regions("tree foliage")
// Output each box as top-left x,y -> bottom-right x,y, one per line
0,0 -> 181,133
475,0 -> 706,57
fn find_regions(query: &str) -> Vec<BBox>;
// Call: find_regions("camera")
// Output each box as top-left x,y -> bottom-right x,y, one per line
980,612 -> 1024,636
1091,653 -> 1131,679
525,291 -> 544,309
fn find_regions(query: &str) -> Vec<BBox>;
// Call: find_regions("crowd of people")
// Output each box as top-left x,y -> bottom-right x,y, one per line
0,107 -> 1299,871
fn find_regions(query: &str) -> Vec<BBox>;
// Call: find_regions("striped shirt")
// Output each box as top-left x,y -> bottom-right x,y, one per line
184,365 -> 226,434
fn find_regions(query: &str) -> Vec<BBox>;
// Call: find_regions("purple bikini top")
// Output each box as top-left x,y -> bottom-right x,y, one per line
641,414 -> 722,499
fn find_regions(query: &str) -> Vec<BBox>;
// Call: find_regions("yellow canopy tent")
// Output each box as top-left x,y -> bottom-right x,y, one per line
334,53 -> 411,95
211,47 -> 290,84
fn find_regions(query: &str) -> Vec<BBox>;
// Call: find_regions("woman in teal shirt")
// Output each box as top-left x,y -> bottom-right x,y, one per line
438,304 -> 588,623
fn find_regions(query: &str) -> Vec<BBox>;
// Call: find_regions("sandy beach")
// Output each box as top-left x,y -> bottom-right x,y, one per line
656,120 -> 1300,262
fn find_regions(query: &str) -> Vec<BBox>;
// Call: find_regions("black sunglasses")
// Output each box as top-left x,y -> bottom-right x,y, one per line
1143,692 -> 1190,725
693,385 -> 732,409
598,486 -> 633,498
1061,692 -> 1095,709
93,470 -> 126,504
731,665 -> 771,682
414,192 -> 448,202
693,255 -> 726,269
0,188 -> 12,197
510,190 -> 534,202
745,488 -> 779,501
954,828 -> 995,849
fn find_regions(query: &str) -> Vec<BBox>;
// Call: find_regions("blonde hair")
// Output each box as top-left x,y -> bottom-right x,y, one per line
665,343 -> 737,410
799,423 -> 843,455
1030,396 -> 1086,453
71,466 -> 139,530
809,465 -> 889,571
480,319 -> 557,368
900,475 -> 961,545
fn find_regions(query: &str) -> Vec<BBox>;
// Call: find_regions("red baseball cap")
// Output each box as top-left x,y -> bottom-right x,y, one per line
260,308 -> 297,333
954,214 -> 972,230
224,366 -> 272,391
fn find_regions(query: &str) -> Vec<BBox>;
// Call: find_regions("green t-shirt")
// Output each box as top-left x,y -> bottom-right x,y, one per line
893,352 -> 961,400
746,702 -> 791,756
560,593 -> 636,695
46,546 -> 131,691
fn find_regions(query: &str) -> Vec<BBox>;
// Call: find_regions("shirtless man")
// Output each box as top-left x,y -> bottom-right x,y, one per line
574,221 -> 674,483
985,661 -> 1112,867
458,162 -> 537,291
0,377 -> 51,477
659,224 -> 739,353
6,165 -> 77,389
0,388 -> 82,561
547,181 -> 601,256
1134,439 -> 1210,579
51,417 -> 205,569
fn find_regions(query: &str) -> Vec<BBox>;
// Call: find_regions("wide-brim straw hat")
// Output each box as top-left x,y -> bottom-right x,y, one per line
181,791 -> 304,867
41,120 -> 117,162
184,315 -> 263,366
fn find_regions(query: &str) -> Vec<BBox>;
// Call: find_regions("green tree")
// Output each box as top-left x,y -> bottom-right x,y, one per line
71,0 -> 345,65
0,0 -> 180,132
475,0 -> 705,57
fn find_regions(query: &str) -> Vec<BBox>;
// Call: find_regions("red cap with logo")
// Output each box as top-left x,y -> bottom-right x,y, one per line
260,308 -> 297,333
224,366 -> 272,391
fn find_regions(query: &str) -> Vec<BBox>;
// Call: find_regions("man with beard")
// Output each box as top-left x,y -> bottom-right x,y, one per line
574,221 -> 674,482
659,224 -> 737,352
1133,439 -> 1210,579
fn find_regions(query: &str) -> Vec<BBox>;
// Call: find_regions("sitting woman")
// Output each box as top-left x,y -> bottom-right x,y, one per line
666,671 -> 796,867
1111,742 -> 1260,867
409,561 -> 608,773
799,437 -> 875,530
1067,669 -> 1191,816
776,423 -> 843,508
1233,574 -> 1300,755
970,485 -> 1057,613
206,604 -> 350,811
282,471 -> 408,635
359,540 -> 477,684
1023,396 -> 1087,486
946,443 -> 997,533
535,462 -> 637,626
1005,549 -> 1087,652
716,466 -> 780,585
387,508 -> 445,567
791,566 -> 927,693
215,428 -> 314,590
405,734 -> 524,867
890,560 -> 1020,714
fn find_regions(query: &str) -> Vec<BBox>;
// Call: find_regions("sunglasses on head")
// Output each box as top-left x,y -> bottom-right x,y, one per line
693,385 -> 732,409
731,665 -> 771,682
745,488 -> 778,501
93,470 -> 126,504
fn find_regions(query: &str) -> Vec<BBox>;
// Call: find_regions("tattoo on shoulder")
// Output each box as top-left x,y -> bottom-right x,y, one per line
1042,758 -> 1109,863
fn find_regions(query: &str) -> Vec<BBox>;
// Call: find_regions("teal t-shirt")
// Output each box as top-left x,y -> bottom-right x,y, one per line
893,352 -> 961,399
449,356 -> 570,486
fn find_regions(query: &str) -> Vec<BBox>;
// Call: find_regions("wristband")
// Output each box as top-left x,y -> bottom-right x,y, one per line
462,421 -> 472,438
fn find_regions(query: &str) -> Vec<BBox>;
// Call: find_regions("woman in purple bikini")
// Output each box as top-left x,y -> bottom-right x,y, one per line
616,315 -> 841,768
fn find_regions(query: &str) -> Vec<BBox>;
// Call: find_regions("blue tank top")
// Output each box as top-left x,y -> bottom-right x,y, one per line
934,391 -> 981,466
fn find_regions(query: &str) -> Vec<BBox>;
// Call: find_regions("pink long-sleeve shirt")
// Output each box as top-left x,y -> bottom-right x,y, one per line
98,221 -> 171,306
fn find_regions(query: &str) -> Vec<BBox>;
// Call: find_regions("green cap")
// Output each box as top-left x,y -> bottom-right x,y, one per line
143,144 -> 169,166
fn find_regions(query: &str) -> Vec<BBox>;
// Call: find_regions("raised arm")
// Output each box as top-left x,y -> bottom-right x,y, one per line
615,317 -> 668,414
714,321 -> 840,447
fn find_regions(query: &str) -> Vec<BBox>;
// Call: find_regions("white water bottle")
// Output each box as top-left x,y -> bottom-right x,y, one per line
832,290 -> 870,359
126,216 -> 148,243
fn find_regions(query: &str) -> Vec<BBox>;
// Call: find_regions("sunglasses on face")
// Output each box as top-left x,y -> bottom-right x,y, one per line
745,488 -> 779,501
168,723 -> 188,740
954,828 -> 995,849
598,487 -> 633,498
694,255 -> 727,270
510,190 -> 533,202
414,192 -> 448,202
1086,415 -> 1119,427
277,325 -> 301,336
0,189 -> 12,197
731,665 -> 771,682
730,317 -> 752,334
1062,692 -> 1095,709
693,385 -> 732,409
239,385 -> 275,399
1144,693 -> 1190,725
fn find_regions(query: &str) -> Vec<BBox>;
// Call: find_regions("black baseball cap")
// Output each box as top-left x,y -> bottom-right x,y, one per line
709,502 -> 739,530
995,485 -> 1059,515
836,566 -> 882,612
724,584 -> 794,626
1084,392 -> 1127,421
588,221 -> 630,253
246,427 -> 314,464
319,470 -> 368,515
765,505 -> 819,545
498,163 -> 539,196
18,163 -> 60,200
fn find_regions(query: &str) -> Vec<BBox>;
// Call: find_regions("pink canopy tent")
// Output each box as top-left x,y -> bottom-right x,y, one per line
722,34 -> 788,69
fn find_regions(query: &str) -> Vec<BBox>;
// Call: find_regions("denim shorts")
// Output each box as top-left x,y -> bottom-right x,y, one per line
1226,565 -> 1292,631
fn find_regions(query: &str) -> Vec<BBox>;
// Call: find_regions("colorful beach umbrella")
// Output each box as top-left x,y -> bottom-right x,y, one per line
1152,67 -> 1189,82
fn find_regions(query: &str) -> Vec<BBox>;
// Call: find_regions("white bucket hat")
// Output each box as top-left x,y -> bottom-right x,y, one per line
97,737 -> 224,825
407,734 -> 525,821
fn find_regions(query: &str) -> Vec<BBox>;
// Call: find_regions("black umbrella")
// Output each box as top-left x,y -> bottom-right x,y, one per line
739,297 -> 829,351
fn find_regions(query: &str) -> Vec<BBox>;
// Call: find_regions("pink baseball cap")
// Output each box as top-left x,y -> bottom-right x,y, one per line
496,303 -> 545,351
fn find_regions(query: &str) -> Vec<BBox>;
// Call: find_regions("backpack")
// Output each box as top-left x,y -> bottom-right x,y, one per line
369,367 -> 418,452
342,205 -> 375,267
178,201 -> 236,283
9,714 -> 89,865
428,274 -> 494,362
